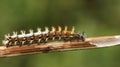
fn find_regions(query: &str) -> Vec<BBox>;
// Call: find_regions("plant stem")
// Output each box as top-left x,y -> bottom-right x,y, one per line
0,35 -> 120,58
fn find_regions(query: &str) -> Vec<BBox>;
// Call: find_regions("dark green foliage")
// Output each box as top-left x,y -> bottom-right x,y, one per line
0,0 -> 120,67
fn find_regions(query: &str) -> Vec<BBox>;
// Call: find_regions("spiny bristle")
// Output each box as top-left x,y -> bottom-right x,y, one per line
21,30 -> 25,35
51,26 -> 56,32
5,35 -> 8,39
45,27 -> 49,32
2,40 -> 8,45
29,29 -> 33,34
13,32 -> 17,36
64,26 -> 68,31
37,28 -> 41,33
58,26 -> 62,32
5,34 -> 11,39
63,26 -> 68,34
8,34 -> 10,36
71,26 -> 75,34
51,26 -> 56,35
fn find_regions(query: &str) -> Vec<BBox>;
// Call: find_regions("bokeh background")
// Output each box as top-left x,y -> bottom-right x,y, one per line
0,0 -> 120,67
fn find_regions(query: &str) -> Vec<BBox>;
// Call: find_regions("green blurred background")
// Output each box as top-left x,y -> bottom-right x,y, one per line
0,0 -> 120,67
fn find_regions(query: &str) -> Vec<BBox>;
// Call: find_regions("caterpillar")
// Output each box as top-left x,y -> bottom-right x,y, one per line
2,26 -> 85,47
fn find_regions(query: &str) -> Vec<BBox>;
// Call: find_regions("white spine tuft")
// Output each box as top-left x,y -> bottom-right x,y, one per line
2,40 -> 8,45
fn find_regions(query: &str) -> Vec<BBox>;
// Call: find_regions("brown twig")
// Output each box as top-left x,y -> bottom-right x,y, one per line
0,35 -> 120,58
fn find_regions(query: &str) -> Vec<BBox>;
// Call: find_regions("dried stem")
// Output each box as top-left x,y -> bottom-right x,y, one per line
0,35 -> 120,58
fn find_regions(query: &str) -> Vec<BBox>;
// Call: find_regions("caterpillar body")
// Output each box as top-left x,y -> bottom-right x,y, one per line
2,26 -> 85,47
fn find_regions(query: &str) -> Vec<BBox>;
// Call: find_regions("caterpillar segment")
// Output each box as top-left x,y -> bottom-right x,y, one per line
3,26 -> 85,47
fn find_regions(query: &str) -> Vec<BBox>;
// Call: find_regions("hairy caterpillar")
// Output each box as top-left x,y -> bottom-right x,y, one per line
2,26 -> 85,47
